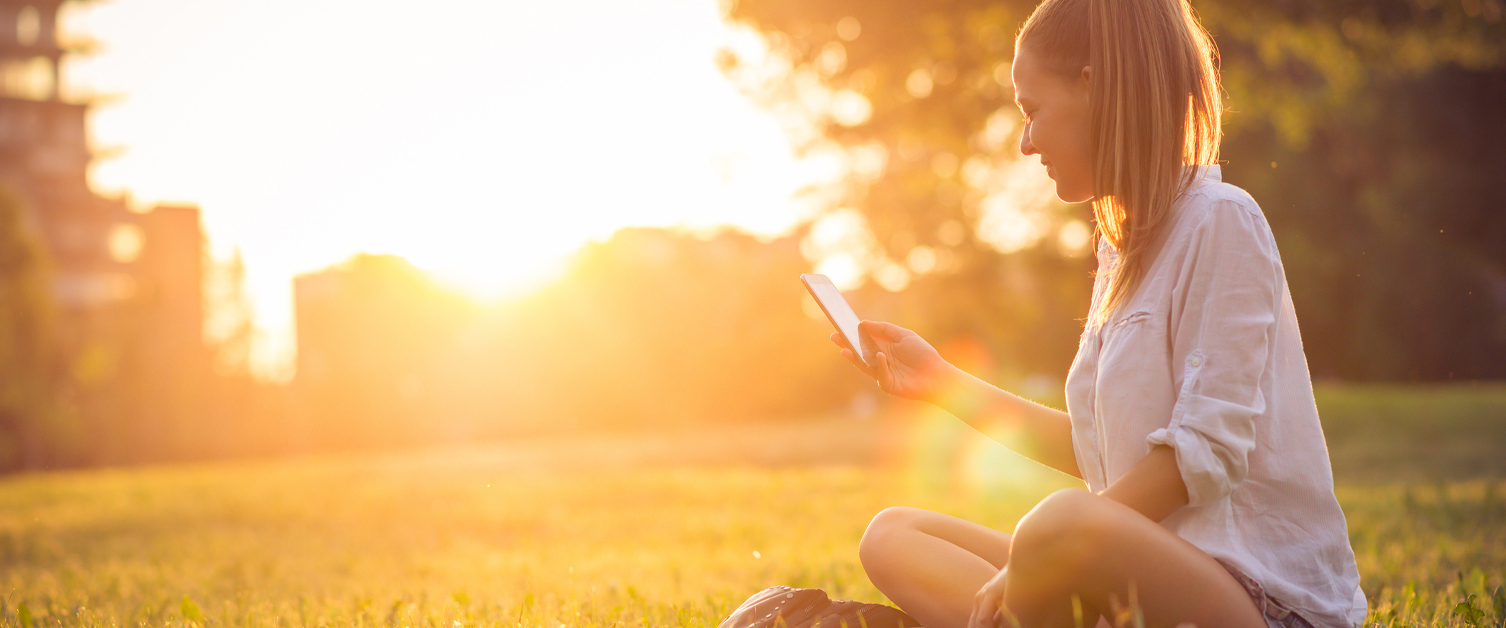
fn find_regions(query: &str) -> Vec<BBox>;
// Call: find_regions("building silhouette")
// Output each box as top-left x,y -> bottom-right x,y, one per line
0,0 -> 207,464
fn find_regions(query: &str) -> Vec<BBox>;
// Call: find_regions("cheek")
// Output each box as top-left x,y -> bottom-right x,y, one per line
1065,111 -> 1094,165
1031,120 -> 1053,151
1056,123 -> 1094,179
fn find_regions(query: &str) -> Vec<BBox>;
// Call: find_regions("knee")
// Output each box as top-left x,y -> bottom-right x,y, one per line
1011,489 -> 1115,576
858,506 -> 923,569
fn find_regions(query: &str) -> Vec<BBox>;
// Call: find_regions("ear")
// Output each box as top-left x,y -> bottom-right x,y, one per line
1079,65 -> 1092,102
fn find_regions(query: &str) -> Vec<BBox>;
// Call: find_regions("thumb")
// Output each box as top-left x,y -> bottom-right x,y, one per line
859,320 -> 906,341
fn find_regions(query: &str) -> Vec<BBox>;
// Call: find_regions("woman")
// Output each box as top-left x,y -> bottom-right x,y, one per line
829,0 -> 1366,626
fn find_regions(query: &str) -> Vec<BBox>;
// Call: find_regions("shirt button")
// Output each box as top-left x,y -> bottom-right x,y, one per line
1190,356 -> 1203,367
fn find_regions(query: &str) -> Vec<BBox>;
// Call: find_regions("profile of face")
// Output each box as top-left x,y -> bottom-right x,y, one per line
1011,45 -> 1094,203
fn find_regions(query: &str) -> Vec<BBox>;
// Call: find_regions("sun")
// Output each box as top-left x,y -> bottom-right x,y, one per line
69,0 -> 831,379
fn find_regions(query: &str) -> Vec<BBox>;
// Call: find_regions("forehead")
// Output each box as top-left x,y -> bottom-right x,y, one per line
1010,47 -> 1042,98
1011,46 -> 1069,103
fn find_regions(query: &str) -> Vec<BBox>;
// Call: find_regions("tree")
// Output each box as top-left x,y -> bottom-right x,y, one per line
471,227 -> 859,432
0,187 -> 68,470
292,254 -> 479,450
285,230 -> 865,447
719,0 -> 1506,381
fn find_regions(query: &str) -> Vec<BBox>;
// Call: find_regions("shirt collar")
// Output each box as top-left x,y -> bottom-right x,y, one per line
1189,164 -> 1221,185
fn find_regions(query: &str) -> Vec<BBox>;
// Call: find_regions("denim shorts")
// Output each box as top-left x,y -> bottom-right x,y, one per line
1216,559 -> 1317,628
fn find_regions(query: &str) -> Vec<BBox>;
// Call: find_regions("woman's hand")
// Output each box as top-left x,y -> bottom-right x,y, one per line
968,567 -> 1011,628
830,321 -> 956,403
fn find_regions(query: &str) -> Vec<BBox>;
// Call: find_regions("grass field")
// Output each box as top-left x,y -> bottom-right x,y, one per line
2,385 -> 1504,627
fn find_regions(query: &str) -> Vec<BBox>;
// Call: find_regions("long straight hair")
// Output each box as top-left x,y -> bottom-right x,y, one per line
1017,0 -> 1222,326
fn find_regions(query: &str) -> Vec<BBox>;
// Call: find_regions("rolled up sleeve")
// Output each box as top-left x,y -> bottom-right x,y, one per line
1145,199 -> 1280,507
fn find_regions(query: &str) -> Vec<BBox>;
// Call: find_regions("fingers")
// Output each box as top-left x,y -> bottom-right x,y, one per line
968,589 -> 992,628
839,348 -> 877,378
971,590 -> 1002,628
833,333 -> 878,376
969,571 -> 1008,628
875,351 -> 895,393
832,330 -> 897,390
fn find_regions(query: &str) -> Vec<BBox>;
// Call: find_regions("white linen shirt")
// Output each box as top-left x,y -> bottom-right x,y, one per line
1064,166 -> 1367,628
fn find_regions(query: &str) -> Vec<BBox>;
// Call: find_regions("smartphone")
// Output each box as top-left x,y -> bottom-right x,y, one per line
800,273 -> 878,367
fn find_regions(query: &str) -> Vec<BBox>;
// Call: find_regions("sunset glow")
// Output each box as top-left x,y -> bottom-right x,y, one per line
67,0 -> 828,379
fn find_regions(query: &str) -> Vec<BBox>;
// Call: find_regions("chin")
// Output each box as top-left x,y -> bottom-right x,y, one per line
1053,185 -> 1093,204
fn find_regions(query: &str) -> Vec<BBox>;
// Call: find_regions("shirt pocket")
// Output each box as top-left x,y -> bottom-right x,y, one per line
1099,309 -> 1162,358
1109,309 -> 1154,330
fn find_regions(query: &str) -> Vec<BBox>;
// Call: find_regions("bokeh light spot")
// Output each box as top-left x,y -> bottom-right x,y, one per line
108,223 -> 145,263
905,68 -> 933,98
830,89 -> 871,127
814,253 -> 863,290
16,6 -> 40,46
1057,219 -> 1093,258
874,262 -> 911,291
907,246 -> 937,274
836,16 -> 861,42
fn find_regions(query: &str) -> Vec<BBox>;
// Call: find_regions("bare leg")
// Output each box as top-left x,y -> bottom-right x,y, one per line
1003,489 -> 1267,628
859,507 -> 1012,628
858,492 -> 1269,628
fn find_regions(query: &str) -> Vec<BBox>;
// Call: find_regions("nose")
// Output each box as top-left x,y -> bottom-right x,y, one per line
1019,120 -> 1037,156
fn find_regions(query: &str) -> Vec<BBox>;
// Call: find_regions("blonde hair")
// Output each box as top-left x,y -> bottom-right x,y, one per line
1018,0 -> 1222,326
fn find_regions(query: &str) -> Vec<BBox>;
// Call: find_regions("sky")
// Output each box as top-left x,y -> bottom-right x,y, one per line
65,0 -> 831,380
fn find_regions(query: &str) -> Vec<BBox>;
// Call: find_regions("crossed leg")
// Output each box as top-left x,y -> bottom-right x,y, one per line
858,489 -> 1268,628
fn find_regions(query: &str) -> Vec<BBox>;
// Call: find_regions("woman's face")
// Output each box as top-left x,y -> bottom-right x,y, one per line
1011,44 -> 1094,203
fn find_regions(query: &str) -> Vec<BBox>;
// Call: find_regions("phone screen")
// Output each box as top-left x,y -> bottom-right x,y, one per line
800,274 -> 875,366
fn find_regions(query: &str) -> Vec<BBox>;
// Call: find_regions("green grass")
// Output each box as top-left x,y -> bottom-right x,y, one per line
1,384 -> 1505,627
1316,382 -> 1506,482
